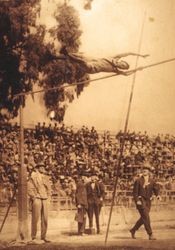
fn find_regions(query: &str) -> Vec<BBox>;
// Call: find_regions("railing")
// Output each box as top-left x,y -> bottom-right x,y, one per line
0,188 -> 175,212
51,193 -> 74,211
49,189 -> 175,211
104,188 -> 175,207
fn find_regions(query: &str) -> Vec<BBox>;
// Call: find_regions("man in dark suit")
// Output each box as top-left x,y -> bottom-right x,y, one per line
86,172 -> 105,234
75,172 -> 88,236
130,164 -> 161,240
97,173 -> 105,215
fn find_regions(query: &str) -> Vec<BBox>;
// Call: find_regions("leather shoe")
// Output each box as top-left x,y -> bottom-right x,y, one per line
149,234 -> 156,240
29,239 -> 38,244
129,229 -> 136,239
41,238 -> 51,243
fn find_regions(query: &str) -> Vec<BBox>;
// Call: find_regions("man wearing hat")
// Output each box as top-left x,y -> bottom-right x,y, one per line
75,172 -> 88,235
28,162 -> 51,243
130,163 -> 161,240
86,172 -> 105,234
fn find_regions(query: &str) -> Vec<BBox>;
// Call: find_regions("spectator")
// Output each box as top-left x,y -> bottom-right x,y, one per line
129,165 -> 161,240
86,172 -> 105,234
75,172 -> 88,236
28,162 -> 51,243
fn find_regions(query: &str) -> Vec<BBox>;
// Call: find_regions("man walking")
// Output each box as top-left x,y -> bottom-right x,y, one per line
28,162 -> 51,243
130,164 -> 160,240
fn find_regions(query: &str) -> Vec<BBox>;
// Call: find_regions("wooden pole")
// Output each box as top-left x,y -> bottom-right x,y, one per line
17,97 -> 28,241
105,11 -> 147,245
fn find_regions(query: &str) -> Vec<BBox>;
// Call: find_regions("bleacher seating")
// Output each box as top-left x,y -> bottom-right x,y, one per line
0,122 -> 175,208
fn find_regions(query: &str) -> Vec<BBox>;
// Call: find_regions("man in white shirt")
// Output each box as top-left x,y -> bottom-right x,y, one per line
28,162 -> 51,243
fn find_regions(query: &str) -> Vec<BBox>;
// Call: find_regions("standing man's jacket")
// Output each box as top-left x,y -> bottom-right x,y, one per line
28,171 -> 51,200
133,176 -> 159,207
75,180 -> 88,209
86,181 -> 105,204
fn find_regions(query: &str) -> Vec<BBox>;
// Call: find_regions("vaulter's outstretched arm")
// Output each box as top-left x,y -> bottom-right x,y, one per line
113,52 -> 149,59
66,52 -> 149,62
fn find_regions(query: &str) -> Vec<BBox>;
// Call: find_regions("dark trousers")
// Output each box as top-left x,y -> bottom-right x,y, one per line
88,202 -> 100,232
99,203 -> 103,215
78,219 -> 86,234
132,201 -> 152,236
77,207 -> 86,234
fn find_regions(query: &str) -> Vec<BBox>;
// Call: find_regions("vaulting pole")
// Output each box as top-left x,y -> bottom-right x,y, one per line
104,12 -> 147,245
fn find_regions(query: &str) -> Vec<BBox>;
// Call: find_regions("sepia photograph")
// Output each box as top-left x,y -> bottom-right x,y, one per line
0,0 -> 175,249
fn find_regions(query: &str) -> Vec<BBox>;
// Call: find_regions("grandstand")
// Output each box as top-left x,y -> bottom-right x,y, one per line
0,122 -> 175,209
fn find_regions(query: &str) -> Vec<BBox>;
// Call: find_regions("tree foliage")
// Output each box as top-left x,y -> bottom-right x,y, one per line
0,0 -> 55,121
42,3 -> 89,122
0,1 -> 89,123
0,0 -> 38,120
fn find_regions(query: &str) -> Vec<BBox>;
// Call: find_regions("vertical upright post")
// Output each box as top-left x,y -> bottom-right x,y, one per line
17,97 -> 28,241
105,12 -> 146,245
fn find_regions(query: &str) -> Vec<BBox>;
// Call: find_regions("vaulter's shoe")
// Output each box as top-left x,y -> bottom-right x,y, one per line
129,229 -> 136,239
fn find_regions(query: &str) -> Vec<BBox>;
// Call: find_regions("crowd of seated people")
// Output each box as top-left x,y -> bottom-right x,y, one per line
0,122 -> 175,203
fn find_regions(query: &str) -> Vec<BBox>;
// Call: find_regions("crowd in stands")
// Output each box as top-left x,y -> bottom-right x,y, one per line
0,122 -> 175,203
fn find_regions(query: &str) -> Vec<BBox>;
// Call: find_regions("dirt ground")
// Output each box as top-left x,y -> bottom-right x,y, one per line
0,205 -> 175,250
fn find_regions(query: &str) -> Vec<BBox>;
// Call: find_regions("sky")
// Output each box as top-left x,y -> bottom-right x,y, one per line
20,0 -> 175,135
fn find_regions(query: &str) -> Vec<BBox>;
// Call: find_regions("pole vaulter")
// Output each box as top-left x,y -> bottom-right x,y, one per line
13,56 -> 175,99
